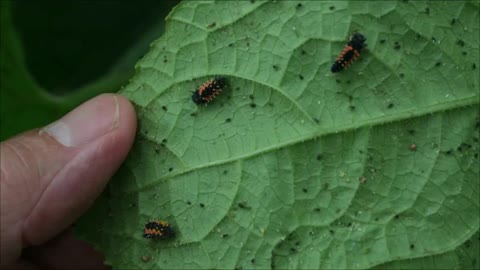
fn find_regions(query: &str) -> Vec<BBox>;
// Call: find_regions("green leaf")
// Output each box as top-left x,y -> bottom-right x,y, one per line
77,1 -> 479,269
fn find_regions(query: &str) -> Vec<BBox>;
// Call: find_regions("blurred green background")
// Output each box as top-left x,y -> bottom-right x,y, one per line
0,1 -> 180,140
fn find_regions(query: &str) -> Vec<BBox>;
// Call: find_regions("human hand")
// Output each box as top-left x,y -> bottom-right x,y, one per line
1,94 -> 136,269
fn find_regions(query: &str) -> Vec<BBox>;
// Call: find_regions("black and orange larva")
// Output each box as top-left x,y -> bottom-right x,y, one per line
192,77 -> 226,105
331,32 -> 367,73
143,220 -> 175,239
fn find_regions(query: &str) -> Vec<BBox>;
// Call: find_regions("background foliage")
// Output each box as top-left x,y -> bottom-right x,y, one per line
1,1 -> 479,269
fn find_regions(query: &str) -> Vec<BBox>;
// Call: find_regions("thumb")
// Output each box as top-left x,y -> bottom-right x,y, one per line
0,94 -> 136,265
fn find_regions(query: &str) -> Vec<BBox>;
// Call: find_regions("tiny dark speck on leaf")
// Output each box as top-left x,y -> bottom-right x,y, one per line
446,149 -> 453,155
162,106 -> 167,111
456,39 -> 465,47
399,73 -> 405,78
290,247 -> 297,253
407,129 -> 415,135
329,6 -> 335,10
435,62 -> 442,67
473,63 -> 477,70
450,18 -> 456,25
223,170 -> 228,174
301,49 -> 306,55
349,105 -> 356,111
168,167 -> 173,172
394,44 -> 401,50
249,94 -> 254,100
329,229 -> 335,234
296,3 -> 302,9
228,43 -> 234,47
302,188 -> 308,193
250,103 -> 256,108
314,208 -> 321,212
336,79 -> 341,83
424,7 -> 430,14
410,244 -> 415,249
190,112 -> 197,117
273,64 -> 280,71
225,118 -> 232,123
457,146 -> 463,152
387,103 -> 394,109
207,22 -> 216,28
187,201 -> 192,205
221,234 -> 229,238
299,74 -> 304,80
316,154 -> 322,161
314,118 -> 320,124
462,51 -> 467,56
346,80 -> 351,84
162,139 -> 167,143
200,203 -> 205,208
379,39 -> 386,44
394,214 -> 400,219
251,258 -> 256,264
374,217 -> 379,221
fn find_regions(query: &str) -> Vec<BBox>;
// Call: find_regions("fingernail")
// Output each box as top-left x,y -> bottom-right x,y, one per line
42,95 -> 120,147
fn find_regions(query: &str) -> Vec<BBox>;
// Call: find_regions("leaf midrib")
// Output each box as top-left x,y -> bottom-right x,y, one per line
132,95 -> 479,193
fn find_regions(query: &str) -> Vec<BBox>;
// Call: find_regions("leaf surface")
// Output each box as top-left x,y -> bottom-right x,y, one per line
77,1 -> 479,269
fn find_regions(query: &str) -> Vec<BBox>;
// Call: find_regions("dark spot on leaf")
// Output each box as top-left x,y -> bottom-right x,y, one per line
394,43 -> 401,50
251,258 -> 256,264
235,87 -> 240,91
200,203 -> 205,208
336,79 -> 341,83
314,208 -> 321,212
228,43 -> 234,47
379,39 -> 386,44
457,146 -> 463,152
290,247 -> 297,253
394,214 -> 400,219
416,33 -> 421,39
246,42 -> 250,47
162,139 -> 167,143
249,94 -> 254,100
435,62 -> 442,67
316,154 -> 322,161
473,137 -> 478,142
329,229 -> 335,234
221,234 -> 229,238
461,142 -> 472,148
162,106 -> 167,111
299,74 -> 304,80
155,147 -> 160,154
207,22 -> 216,28
387,103 -> 394,109
475,153 -> 478,158
346,80 -> 351,84
347,222 -> 352,227
349,105 -> 356,111
225,118 -> 232,123
424,7 -> 430,15
329,6 -> 335,10
450,18 -> 456,25
238,202 -> 251,210
399,73 -> 405,78
374,217 -> 379,221
250,103 -> 256,108
296,3 -> 302,9
268,102 -> 274,107
187,201 -> 192,205
402,0 -> 408,3
190,112 -> 197,117
250,0 -> 255,3
323,183 -> 329,190
407,129 -> 415,135
223,170 -> 228,175
314,118 -> 320,124
302,188 -> 308,193
473,63 -> 477,70
273,64 -> 280,71
456,39 -> 465,47
462,51 -> 467,56
301,49 -> 306,55
163,56 -> 167,63
446,149 -> 453,155
410,244 -> 415,249
168,167 -> 173,172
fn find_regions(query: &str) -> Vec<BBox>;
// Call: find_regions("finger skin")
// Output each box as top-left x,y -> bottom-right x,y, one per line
0,94 -> 136,266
